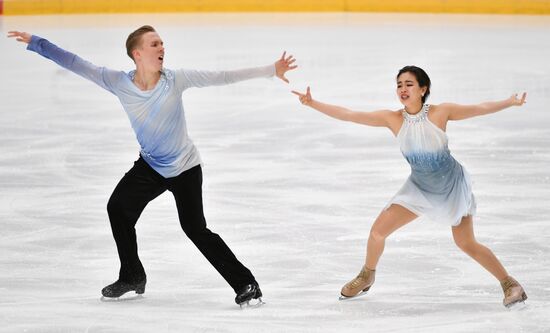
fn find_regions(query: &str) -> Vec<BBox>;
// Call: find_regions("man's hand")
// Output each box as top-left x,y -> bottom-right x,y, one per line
7,31 -> 31,44
275,51 -> 297,84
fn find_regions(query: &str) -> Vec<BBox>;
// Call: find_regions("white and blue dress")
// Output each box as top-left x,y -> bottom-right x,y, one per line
387,104 -> 476,226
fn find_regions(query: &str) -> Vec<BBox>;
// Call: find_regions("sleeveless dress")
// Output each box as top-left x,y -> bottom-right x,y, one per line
386,104 -> 476,226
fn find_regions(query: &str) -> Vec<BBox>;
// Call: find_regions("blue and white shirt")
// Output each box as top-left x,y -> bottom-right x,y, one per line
27,35 -> 275,178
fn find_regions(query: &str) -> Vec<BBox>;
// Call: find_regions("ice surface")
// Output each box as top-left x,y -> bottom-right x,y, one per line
1,13 -> 549,332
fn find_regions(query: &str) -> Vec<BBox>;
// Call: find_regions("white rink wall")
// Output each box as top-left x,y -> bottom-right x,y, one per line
1,13 -> 549,332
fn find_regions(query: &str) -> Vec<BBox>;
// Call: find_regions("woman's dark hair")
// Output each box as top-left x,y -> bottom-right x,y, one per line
397,66 -> 431,103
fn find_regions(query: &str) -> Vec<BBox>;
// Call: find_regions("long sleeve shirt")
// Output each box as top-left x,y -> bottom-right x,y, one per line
27,35 -> 275,178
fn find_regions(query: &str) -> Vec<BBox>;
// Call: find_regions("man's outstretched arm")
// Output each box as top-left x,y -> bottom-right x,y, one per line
8,31 -> 122,94
176,51 -> 297,91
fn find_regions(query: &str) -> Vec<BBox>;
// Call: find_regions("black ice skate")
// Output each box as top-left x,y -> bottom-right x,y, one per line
101,278 -> 146,300
235,282 -> 264,309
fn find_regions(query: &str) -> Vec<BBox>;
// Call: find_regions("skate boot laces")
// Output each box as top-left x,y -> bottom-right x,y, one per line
341,266 -> 375,298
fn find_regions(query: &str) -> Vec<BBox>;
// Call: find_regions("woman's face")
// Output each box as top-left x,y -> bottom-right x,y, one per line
396,72 -> 427,108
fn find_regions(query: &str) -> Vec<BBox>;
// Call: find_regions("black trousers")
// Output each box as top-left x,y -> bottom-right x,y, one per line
106,157 -> 256,293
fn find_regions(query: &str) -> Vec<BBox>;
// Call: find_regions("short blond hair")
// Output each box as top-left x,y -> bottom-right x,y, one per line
126,25 -> 156,61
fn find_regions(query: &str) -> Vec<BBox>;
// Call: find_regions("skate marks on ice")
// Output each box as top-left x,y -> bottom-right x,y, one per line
1,12 -> 550,333
506,301 -> 529,312
332,296 -> 544,332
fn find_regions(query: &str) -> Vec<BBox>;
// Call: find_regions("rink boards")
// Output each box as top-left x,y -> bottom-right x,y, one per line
2,0 -> 550,15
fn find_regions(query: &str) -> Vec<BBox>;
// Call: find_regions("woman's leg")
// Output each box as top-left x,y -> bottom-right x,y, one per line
365,204 -> 418,269
451,216 -> 508,280
341,204 -> 417,297
452,216 -> 527,307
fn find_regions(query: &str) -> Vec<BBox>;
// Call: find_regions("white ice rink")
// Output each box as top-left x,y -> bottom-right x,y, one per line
1,12 -> 549,332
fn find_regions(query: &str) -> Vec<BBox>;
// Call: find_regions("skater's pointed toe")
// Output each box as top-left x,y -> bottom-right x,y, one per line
500,276 -> 527,308
101,278 -> 146,298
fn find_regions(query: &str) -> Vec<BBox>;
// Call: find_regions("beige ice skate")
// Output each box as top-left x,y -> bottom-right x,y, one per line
500,276 -> 527,308
340,266 -> 375,300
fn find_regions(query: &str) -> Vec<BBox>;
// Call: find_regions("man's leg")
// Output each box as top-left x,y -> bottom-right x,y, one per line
107,157 -> 166,283
168,165 -> 256,293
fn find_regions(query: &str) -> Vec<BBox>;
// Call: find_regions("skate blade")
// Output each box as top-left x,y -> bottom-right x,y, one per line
100,293 -> 144,302
504,292 -> 528,311
339,290 -> 369,301
505,300 -> 528,311
239,297 -> 265,309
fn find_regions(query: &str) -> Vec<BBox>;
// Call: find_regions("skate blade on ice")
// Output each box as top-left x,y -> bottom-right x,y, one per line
506,300 -> 528,311
505,291 -> 528,311
100,293 -> 144,302
339,290 -> 369,301
239,297 -> 265,309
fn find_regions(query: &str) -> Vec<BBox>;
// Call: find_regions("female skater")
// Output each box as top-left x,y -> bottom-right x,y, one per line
8,27 -> 296,307
292,66 -> 527,308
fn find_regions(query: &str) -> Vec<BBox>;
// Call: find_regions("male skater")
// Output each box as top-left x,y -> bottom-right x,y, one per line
8,26 -> 296,307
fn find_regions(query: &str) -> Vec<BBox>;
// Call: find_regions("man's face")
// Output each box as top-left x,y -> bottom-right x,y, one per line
133,32 -> 164,71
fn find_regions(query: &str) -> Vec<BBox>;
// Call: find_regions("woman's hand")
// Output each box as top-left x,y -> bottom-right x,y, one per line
291,86 -> 312,106
275,51 -> 297,84
7,31 -> 32,44
509,92 -> 527,106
